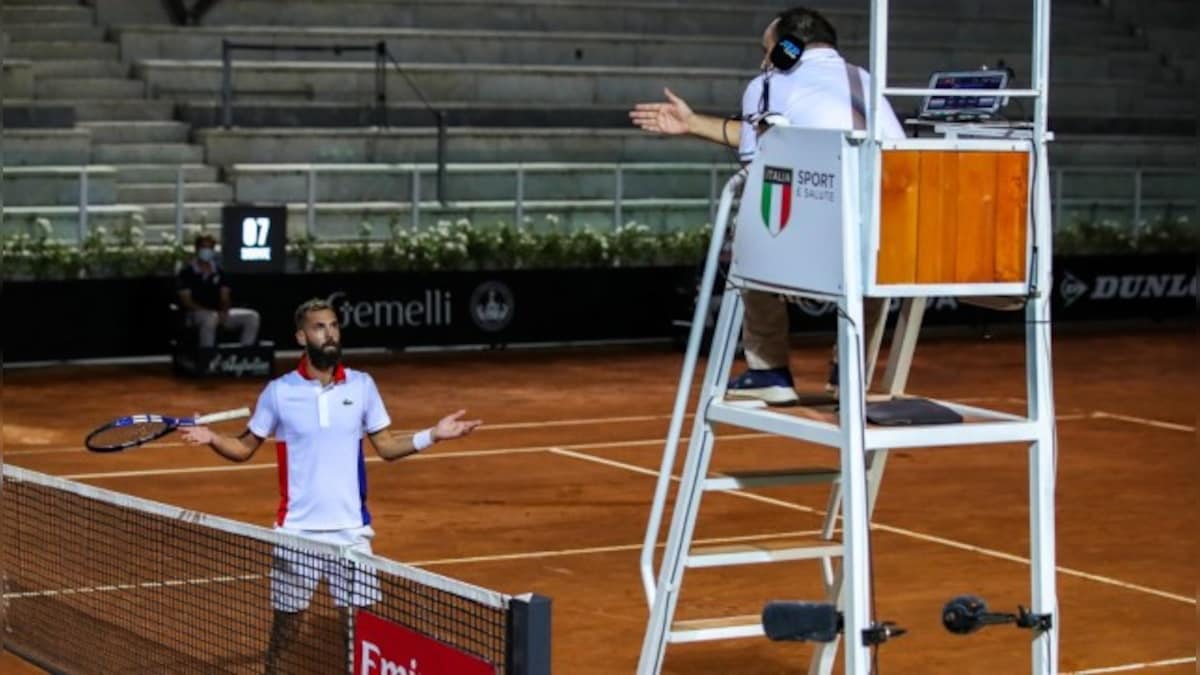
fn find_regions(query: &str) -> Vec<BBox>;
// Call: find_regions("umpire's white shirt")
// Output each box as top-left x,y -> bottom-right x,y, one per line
249,358 -> 391,530
738,47 -> 905,161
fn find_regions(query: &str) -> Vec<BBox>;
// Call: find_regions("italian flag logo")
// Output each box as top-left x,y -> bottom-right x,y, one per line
760,165 -> 793,236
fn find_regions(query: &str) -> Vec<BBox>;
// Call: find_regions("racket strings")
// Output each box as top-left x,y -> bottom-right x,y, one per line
87,421 -> 171,450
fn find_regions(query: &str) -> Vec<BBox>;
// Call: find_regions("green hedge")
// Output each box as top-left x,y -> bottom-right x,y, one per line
1,212 -> 1193,281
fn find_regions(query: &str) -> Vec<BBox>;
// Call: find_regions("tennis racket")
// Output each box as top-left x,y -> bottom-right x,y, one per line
84,407 -> 251,453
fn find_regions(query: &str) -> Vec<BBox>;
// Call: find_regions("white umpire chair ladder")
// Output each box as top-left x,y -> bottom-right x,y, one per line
636,0 -> 1058,672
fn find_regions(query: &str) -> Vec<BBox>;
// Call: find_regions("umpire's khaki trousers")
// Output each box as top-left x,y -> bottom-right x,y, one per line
741,289 -> 886,371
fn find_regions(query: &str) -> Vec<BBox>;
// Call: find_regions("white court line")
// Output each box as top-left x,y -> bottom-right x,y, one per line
22,406 -> 1192,604
1066,657 -> 1196,674
3,397 -> 1016,457
3,573 -> 260,600
1090,411 -> 1195,433
998,396 -> 1195,432
58,433 -> 774,481
549,447 -> 1196,606
5,413 -> 689,457
42,404 -> 1149,481
407,528 -> 825,567
59,445 -> 552,480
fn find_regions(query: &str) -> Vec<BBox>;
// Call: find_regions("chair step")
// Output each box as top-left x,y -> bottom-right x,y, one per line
669,615 -> 763,643
704,467 -> 840,491
687,537 -> 843,568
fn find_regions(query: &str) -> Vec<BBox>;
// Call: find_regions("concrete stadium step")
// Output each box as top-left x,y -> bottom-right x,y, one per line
228,162 -> 728,203
113,25 -> 1153,82
114,163 -> 220,184
1,206 -> 146,243
117,182 -> 233,203
8,129 -> 91,166
141,202 -> 229,226
198,1 -> 1128,46
1058,169 -> 1197,200
68,99 -> 178,121
32,58 -> 129,79
35,77 -> 145,100
80,120 -> 191,144
1054,134 -> 1197,167
5,0 -> 85,4
93,142 -> 205,165
2,166 -> 119,207
1171,56 -> 1197,81
1132,0 -> 1199,27
0,6 -> 95,26
196,127 -> 1199,168
5,41 -> 118,60
7,23 -> 108,43
601,0 -> 1107,11
2,101 -> 77,128
1147,27 -> 1199,58
176,100 -> 637,129
114,25 -> 751,66
198,127 -> 734,165
2,60 -> 34,98
137,60 -> 1184,118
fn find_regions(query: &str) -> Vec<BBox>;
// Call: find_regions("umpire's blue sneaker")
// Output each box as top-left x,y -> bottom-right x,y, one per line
727,368 -> 799,405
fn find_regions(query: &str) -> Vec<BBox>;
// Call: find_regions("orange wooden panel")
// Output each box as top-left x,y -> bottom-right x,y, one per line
993,152 -> 1030,282
876,151 -> 921,284
953,152 -> 998,282
914,151 -> 957,283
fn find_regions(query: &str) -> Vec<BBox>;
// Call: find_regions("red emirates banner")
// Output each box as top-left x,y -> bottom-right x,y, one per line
354,609 -> 495,675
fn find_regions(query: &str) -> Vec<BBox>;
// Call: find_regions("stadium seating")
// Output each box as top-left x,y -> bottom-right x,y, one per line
1,0 -> 1193,242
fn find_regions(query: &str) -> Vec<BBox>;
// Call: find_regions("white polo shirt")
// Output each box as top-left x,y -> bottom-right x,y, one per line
739,47 -> 905,161
248,358 -> 391,530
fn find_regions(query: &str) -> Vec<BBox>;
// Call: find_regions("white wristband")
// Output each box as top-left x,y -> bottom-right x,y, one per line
412,429 -> 435,452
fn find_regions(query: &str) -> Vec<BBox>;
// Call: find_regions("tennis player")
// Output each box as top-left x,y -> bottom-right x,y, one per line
181,297 -> 481,671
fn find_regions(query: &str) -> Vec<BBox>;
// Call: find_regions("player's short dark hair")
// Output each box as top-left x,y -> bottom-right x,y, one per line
294,298 -> 335,328
194,233 -> 217,250
775,6 -> 838,49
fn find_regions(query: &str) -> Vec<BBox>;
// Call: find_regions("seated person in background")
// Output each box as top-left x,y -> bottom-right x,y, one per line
177,234 -> 261,348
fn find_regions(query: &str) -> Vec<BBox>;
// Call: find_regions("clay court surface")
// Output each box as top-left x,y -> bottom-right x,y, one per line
2,325 -> 1194,674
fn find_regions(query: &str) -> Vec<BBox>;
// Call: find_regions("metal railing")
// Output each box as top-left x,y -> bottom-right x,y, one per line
1,163 -> 1193,244
233,162 -> 739,235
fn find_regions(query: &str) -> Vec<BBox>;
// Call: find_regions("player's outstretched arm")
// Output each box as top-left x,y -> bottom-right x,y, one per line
182,426 -> 263,463
370,410 -> 482,461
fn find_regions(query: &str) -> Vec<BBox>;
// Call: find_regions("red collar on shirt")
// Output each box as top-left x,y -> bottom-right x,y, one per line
296,354 -> 346,384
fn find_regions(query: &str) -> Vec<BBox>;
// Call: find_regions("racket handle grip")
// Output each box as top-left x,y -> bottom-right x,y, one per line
196,407 -> 252,425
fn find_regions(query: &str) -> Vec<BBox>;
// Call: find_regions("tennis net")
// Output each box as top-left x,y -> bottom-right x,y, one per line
0,464 -> 549,674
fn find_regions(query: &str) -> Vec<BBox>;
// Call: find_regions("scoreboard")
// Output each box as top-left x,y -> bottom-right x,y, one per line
221,205 -> 287,274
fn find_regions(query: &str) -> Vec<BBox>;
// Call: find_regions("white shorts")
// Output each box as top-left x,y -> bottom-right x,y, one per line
270,525 -> 382,613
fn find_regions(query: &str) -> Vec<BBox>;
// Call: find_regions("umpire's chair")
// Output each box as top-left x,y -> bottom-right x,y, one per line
170,302 -> 275,379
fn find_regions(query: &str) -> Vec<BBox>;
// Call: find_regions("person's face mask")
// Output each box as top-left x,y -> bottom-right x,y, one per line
197,248 -> 216,263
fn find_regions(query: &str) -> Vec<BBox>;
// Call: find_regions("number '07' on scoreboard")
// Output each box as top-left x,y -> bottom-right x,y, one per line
221,205 -> 287,273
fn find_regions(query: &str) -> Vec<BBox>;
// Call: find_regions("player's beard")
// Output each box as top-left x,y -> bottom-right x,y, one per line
306,340 -> 341,370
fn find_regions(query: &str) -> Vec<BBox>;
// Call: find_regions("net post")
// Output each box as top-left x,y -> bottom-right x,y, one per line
506,593 -> 551,675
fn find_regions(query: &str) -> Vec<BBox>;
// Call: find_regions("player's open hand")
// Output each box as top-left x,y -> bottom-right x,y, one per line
629,88 -> 693,136
433,410 -> 482,441
181,426 -> 215,445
